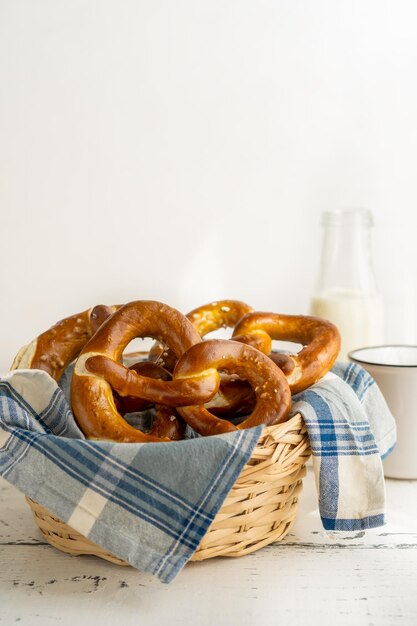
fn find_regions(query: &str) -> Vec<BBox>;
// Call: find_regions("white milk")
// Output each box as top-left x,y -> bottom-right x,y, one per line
310,290 -> 384,361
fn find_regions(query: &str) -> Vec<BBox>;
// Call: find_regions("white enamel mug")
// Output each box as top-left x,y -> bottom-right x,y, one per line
349,345 -> 417,480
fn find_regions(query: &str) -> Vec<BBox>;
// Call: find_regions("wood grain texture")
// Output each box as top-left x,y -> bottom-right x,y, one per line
1,467 -> 416,626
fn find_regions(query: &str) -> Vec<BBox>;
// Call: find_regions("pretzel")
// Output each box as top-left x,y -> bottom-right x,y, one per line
149,404 -> 185,441
113,361 -> 185,441
204,374 -> 256,418
113,361 -> 171,415
233,312 -> 341,394
71,301 -> 220,443
187,300 -> 253,337
147,300 -> 258,416
12,304 -> 118,381
186,300 -> 275,416
149,300 -> 254,371
187,299 -> 275,358
173,339 -> 292,436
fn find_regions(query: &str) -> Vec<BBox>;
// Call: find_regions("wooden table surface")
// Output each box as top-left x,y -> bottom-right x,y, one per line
1,465 -> 416,626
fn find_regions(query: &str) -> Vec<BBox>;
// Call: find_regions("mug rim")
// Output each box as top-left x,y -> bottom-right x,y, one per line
349,344 -> 417,368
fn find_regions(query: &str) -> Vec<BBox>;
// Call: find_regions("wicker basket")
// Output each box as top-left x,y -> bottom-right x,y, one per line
13,344 -> 311,565
24,415 -> 310,564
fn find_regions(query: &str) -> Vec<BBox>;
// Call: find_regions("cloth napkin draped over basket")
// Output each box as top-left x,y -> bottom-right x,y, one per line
0,359 -> 396,583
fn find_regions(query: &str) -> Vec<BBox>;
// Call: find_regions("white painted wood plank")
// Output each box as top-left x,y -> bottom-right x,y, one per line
0,542 -> 416,626
1,470 -> 417,626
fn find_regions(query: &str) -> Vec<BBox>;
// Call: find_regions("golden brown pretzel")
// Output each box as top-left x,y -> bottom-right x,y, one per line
204,374 -> 256,418
185,300 -> 276,417
85,355 -> 219,407
173,339 -> 292,436
186,300 -> 263,415
113,361 -> 185,441
187,300 -> 254,337
112,361 -> 171,415
149,300 -> 254,371
12,304 -> 119,381
90,304 -> 120,335
15,299 -> 186,442
233,312 -> 341,394
186,300 -> 273,417
149,405 -> 185,441
188,307 -> 273,367
71,301 -> 219,443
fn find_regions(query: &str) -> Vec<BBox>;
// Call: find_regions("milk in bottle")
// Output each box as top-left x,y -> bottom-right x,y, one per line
310,209 -> 383,361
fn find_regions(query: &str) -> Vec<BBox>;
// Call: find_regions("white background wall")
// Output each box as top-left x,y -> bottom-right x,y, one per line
1,0 -> 417,372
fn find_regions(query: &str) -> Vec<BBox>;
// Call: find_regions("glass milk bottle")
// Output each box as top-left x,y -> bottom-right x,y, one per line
310,208 -> 384,361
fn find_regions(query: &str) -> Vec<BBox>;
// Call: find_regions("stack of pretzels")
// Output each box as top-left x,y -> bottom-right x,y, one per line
15,300 -> 341,443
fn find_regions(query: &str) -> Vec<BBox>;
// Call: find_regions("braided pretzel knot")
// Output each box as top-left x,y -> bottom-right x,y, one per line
147,300 -> 261,417
154,300 -> 272,416
233,312 -> 341,394
71,301 -> 220,443
186,300 -> 268,416
174,339 -> 292,436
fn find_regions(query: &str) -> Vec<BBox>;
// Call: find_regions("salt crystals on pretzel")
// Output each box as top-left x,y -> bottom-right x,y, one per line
11,304 -> 119,380
233,312 -> 341,394
17,298 -> 341,443
174,339 -> 292,436
71,301 -> 217,442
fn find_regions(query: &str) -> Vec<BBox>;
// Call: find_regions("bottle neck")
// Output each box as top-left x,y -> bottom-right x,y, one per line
316,222 -> 379,296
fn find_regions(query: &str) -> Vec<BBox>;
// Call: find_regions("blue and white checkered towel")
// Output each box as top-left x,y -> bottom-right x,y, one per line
0,362 -> 395,582
293,362 -> 396,531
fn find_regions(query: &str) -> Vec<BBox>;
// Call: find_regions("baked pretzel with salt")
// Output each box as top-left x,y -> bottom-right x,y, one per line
186,299 -> 273,354
233,312 -> 341,394
185,300 -> 277,416
11,304 -> 119,381
148,300 -> 259,417
173,339 -> 292,436
186,300 -> 261,416
71,301 -> 220,443
12,302 -> 189,441
113,360 -> 185,441
149,299 -> 255,370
